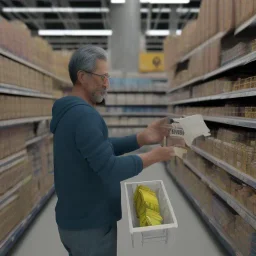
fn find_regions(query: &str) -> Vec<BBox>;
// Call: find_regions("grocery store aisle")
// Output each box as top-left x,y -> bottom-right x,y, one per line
10,163 -> 227,256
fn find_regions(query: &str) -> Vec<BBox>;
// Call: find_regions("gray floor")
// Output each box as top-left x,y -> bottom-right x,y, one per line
10,163 -> 227,256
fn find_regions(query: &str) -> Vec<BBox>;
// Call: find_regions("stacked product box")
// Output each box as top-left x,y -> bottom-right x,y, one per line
0,17 -> 64,251
0,16 -> 73,81
0,96 -> 53,120
171,159 -> 256,255
194,127 -> 256,179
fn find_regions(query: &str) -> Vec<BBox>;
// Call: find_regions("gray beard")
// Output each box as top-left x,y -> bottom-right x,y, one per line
92,91 -> 107,104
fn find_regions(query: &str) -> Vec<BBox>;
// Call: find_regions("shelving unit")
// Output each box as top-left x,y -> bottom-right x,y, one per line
0,116 -> 52,128
168,88 -> 256,106
191,146 -> 256,189
25,134 -> 51,147
0,84 -> 53,99
235,13 -> 256,35
0,20 -> 60,255
179,32 -> 226,63
166,163 -> 243,256
105,103 -> 167,106
168,114 -> 256,129
184,159 -> 256,230
101,112 -> 168,117
0,150 -> 27,174
165,3 -> 256,255
168,51 -> 256,93
108,89 -> 167,93
0,47 -> 71,87
96,78 -> 169,140
0,186 -> 55,256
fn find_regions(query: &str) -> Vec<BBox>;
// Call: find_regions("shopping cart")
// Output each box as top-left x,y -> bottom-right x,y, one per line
124,180 -> 178,247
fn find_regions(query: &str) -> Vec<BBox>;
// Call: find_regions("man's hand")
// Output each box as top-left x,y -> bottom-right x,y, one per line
137,118 -> 169,147
139,146 -> 175,168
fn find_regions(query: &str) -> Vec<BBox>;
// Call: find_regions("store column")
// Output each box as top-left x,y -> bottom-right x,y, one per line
109,0 -> 141,73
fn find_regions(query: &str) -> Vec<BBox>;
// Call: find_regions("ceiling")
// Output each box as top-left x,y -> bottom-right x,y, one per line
0,0 -> 201,51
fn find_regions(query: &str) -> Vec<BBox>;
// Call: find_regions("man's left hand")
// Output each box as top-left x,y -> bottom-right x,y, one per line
137,118 -> 169,146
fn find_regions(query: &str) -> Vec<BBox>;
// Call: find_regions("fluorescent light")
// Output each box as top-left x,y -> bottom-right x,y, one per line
141,0 -> 190,3
38,30 -> 113,36
2,7 -> 199,14
111,0 -> 125,3
2,7 -> 109,13
146,30 -> 182,36
140,8 -> 199,13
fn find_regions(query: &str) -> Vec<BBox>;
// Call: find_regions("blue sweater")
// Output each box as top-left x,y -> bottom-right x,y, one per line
50,96 -> 143,230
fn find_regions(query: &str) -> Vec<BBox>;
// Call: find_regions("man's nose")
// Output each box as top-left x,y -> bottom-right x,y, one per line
103,79 -> 110,89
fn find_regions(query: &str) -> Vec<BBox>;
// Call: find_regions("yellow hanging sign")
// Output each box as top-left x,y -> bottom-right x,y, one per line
139,52 -> 165,73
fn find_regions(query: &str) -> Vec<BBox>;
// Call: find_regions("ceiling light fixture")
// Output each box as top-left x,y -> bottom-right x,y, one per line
2,7 -> 199,14
111,0 -> 126,3
2,7 -> 109,13
141,0 -> 190,3
38,30 -> 113,36
140,8 -> 199,13
146,29 -> 182,36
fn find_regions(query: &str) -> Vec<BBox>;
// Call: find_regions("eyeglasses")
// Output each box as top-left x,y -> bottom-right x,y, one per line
83,70 -> 110,82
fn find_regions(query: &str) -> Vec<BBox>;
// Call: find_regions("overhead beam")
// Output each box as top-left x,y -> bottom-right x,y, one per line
153,5 -> 163,30
45,37 -> 165,44
146,3 -> 152,32
52,44 -> 108,49
16,18 -> 194,24
101,0 -> 111,29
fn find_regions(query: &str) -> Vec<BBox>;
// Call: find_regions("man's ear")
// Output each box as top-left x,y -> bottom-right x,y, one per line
77,70 -> 86,84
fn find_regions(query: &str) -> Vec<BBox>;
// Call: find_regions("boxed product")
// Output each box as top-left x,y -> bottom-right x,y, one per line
0,159 -> 31,195
0,195 -> 22,243
219,0 -> 236,32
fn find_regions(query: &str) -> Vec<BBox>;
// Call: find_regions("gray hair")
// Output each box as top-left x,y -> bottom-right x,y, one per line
68,45 -> 107,84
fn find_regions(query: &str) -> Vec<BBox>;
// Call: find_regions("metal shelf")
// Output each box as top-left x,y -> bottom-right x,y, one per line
25,134 -> 50,146
168,88 -> 256,106
0,47 -> 71,86
0,116 -> 51,128
203,116 -> 256,129
0,186 -> 55,256
0,178 -> 26,205
0,84 -> 53,99
184,159 -> 256,231
179,32 -> 226,63
191,145 -> 256,190
235,13 -> 256,35
101,112 -> 168,117
108,90 -> 167,93
105,103 -> 168,106
168,51 -> 256,94
167,76 -> 203,93
167,113 -> 256,129
166,164 -> 242,256
106,124 -> 147,128
0,150 -> 27,174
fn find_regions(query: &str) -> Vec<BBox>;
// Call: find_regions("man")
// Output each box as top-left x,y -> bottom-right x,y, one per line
50,45 -> 175,256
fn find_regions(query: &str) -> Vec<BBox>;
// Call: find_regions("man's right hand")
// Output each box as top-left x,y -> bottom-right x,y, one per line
138,146 -> 175,169
150,146 -> 175,162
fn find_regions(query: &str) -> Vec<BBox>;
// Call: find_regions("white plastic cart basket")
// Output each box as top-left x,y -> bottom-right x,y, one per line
124,180 -> 178,247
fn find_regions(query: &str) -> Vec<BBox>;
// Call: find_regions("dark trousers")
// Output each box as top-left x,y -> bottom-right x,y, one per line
58,223 -> 117,256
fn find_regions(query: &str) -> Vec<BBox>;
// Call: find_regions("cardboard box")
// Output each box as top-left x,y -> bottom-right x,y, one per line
0,195 -> 22,242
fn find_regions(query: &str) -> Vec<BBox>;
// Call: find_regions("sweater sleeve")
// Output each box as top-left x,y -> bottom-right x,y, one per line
108,135 -> 141,156
75,112 -> 143,184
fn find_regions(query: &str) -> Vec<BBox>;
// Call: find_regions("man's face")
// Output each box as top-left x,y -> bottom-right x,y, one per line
86,59 -> 110,104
